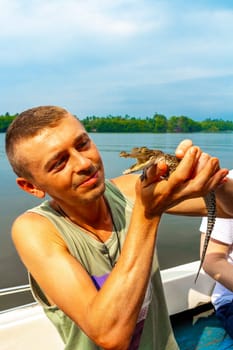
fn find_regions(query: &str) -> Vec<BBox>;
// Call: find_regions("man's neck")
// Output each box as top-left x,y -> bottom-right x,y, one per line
51,196 -> 113,242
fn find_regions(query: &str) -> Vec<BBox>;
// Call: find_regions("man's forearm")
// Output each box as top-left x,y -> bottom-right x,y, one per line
88,202 -> 161,349
167,178 -> 233,218
166,197 -> 207,216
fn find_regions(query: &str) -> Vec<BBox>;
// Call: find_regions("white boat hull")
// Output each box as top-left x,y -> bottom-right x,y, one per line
0,261 -> 215,350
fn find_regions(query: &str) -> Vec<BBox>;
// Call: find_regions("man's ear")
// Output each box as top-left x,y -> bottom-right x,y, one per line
16,178 -> 46,198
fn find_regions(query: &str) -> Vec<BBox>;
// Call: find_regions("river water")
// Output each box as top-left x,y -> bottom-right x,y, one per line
1,132 -> 233,309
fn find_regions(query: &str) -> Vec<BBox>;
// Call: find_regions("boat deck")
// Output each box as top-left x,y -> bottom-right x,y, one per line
171,304 -> 233,349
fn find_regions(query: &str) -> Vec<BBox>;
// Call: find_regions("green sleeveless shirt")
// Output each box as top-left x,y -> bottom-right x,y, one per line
28,180 -> 178,350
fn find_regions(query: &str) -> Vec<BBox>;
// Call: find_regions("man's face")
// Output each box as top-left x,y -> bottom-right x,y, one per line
16,114 -> 105,205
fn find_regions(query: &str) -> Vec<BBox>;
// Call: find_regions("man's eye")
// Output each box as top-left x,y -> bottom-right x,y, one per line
53,156 -> 67,170
77,138 -> 90,150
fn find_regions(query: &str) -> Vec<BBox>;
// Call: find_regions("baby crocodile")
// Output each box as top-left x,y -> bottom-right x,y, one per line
120,146 -> 216,283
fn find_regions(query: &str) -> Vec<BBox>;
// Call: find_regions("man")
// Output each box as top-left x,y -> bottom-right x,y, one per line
199,169 -> 233,339
5,105 -> 230,350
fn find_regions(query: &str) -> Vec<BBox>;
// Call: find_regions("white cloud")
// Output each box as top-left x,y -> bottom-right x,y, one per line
2,0 -> 233,118
0,0 -> 166,64
0,0 -> 161,39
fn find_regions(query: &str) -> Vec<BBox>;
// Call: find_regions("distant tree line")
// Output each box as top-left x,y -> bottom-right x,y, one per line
82,113 -> 233,133
1,112 -> 233,133
0,112 -> 18,132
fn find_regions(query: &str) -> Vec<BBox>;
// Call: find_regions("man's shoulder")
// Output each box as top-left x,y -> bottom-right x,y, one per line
12,210 -> 61,248
110,174 -> 138,201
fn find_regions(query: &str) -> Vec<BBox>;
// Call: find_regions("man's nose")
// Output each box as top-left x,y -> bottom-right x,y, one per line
70,149 -> 92,171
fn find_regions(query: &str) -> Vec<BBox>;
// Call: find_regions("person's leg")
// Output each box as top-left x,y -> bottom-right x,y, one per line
216,301 -> 233,339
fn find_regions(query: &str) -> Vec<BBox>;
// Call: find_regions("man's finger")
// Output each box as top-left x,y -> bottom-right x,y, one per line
175,139 -> 193,159
170,146 -> 201,186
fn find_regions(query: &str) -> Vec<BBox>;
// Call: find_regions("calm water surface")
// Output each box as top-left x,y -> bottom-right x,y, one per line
1,132 -> 233,309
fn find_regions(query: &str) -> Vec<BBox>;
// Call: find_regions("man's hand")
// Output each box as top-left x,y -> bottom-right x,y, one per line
176,139 -> 229,184
135,144 -> 227,219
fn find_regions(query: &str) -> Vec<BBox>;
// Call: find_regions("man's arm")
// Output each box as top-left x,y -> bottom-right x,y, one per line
12,208 -> 160,350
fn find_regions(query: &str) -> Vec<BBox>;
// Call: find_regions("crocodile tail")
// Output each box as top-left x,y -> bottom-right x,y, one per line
194,191 -> 216,283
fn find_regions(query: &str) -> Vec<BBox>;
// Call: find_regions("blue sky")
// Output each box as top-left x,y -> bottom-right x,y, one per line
1,0 -> 233,121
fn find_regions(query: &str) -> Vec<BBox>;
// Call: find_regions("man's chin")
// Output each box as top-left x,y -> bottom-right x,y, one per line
77,178 -> 106,202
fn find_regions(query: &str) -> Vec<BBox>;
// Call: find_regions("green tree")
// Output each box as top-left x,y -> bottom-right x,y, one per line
153,113 -> 167,133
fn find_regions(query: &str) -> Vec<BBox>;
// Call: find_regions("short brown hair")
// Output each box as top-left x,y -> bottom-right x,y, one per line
5,105 -> 71,179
